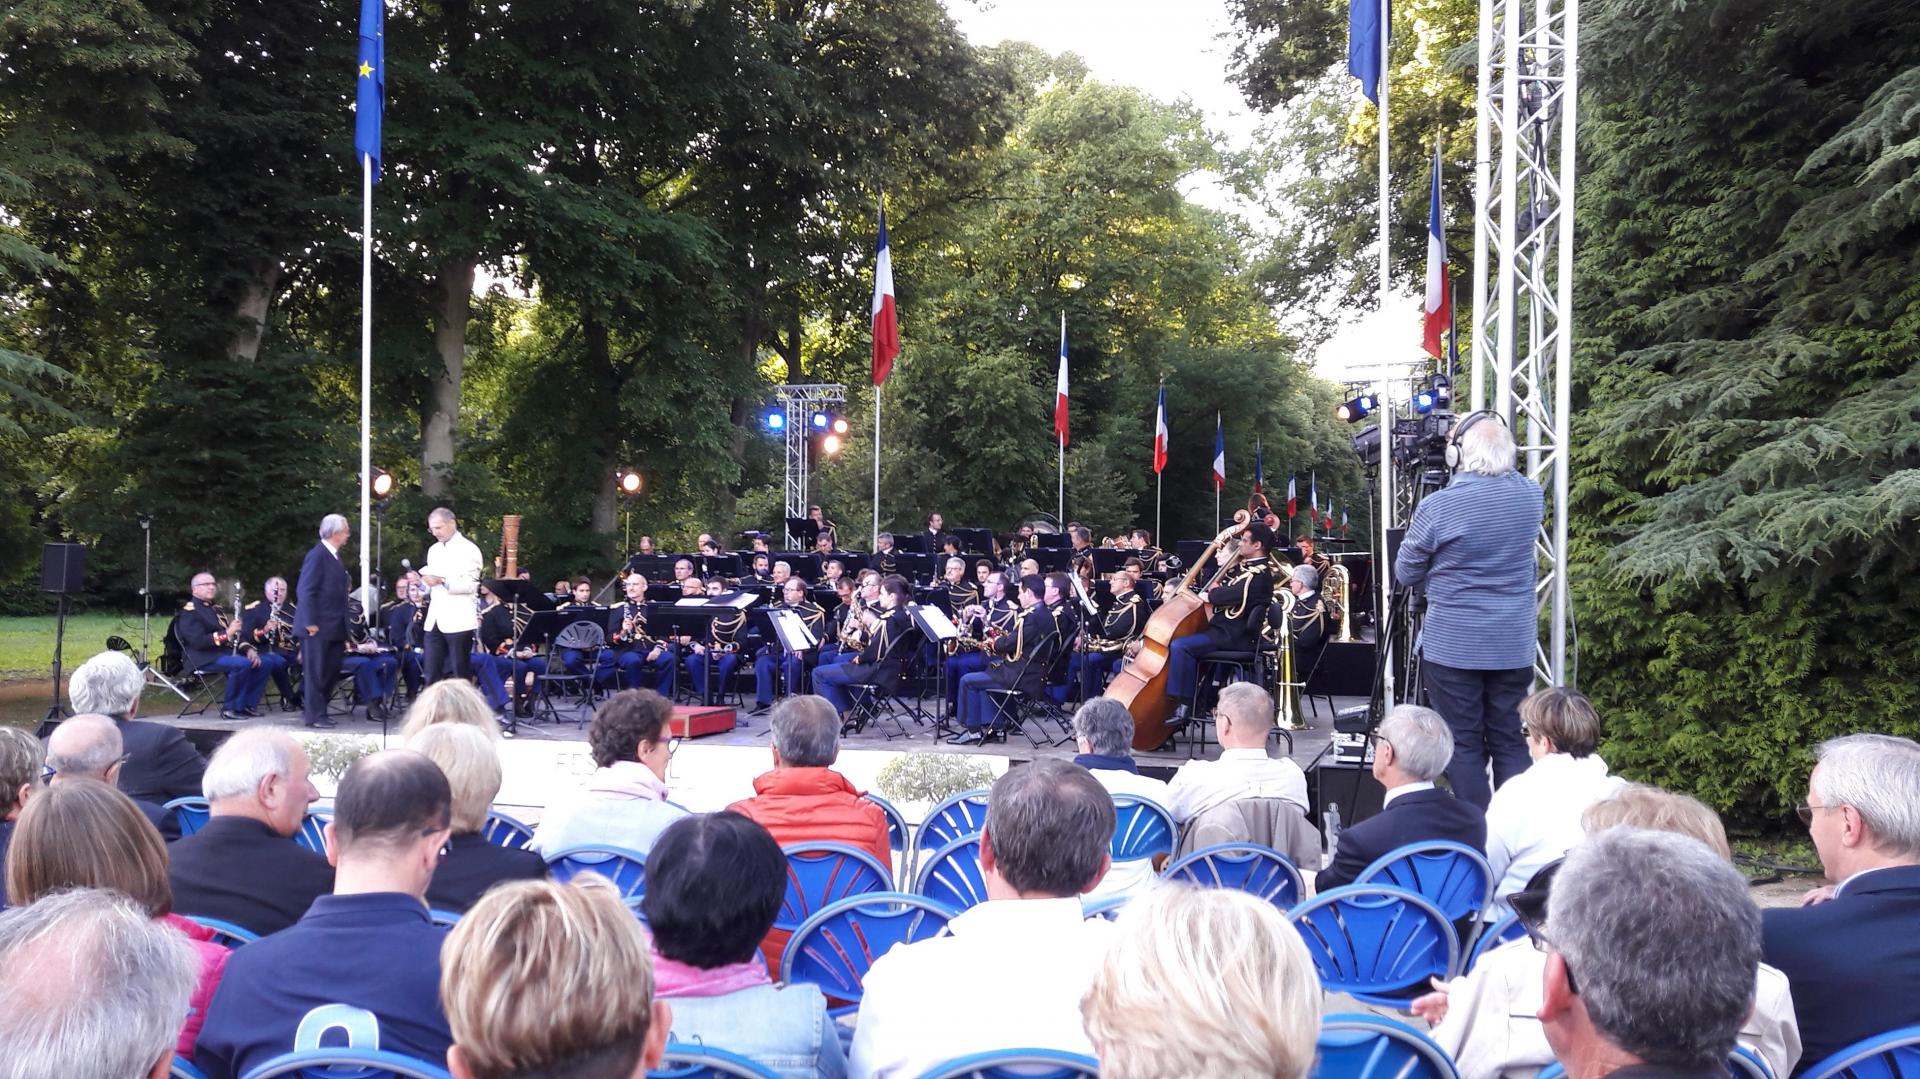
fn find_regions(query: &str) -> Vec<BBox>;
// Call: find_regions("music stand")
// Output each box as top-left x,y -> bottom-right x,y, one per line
647,597 -> 758,707
909,603 -> 962,737
894,533 -> 931,555
693,553 -> 743,580
1030,548 -> 1071,573
1089,548 -> 1127,574
775,552 -> 823,582
952,527 -> 993,554
893,552 -> 935,584
1034,533 -> 1068,549
784,517 -> 821,550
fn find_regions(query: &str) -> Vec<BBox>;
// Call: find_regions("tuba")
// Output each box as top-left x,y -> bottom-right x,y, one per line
1325,562 -> 1353,643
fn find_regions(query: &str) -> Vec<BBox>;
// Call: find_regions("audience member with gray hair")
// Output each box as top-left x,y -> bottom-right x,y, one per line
1072,698 -> 1171,901
850,760 -> 1117,1077
67,649 -> 206,801
0,887 -> 199,1079
1314,704 -> 1487,891
1763,733 -> 1920,1070
0,726 -> 43,906
47,713 -> 179,839
1164,681 -> 1309,824
166,727 -> 331,936
297,512 -> 353,728
1537,828 -> 1762,1079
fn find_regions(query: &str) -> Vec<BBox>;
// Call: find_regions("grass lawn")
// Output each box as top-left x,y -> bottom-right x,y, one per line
0,612 -> 156,683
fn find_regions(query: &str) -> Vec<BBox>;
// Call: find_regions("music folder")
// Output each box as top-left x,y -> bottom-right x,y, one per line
766,608 -> 819,653
909,603 -> 961,644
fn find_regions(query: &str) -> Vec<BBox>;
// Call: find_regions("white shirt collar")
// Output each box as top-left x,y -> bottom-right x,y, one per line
1382,780 -> 1437,807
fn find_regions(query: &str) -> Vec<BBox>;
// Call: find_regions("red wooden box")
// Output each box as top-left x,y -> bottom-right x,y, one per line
669,704 -> 735,739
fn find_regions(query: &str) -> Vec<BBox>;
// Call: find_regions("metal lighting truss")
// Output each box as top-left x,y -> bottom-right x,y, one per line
775,383 -> 846,548
1470,0 -> 1577,686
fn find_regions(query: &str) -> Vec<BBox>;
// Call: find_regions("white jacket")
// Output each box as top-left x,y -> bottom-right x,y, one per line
421,531 -> 483,633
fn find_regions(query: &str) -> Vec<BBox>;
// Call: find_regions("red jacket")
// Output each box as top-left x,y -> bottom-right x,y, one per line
163,913 -> 231,1057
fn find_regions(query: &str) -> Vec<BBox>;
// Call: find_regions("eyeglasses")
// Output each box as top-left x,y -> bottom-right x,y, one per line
1796,802 -> 1842,826
1524,919 -> 1580,995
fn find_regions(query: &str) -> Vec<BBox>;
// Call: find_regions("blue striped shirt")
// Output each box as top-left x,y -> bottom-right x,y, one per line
1394,470 -> 1544,670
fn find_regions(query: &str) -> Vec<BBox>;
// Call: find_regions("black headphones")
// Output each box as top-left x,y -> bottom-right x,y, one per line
1444,410 -> 1507,469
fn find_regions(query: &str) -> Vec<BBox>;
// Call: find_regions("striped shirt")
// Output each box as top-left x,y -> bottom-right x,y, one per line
1394,470 -> 1544,670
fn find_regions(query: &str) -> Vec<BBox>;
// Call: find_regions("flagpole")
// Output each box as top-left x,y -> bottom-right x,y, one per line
1215,411 -> 1222,531
1057,434 -> 1064,525
1375,0 -> 1395,706
359,152 -> 373,603
872,384 -> 882,549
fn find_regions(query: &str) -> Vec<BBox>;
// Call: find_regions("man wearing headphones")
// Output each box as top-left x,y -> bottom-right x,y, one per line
1393,411 -> 1545,808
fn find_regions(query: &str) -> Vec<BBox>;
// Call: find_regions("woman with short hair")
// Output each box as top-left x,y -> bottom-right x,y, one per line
1482,687 -> 1625,910
6,778 -> 228,1056
528,689 -> 687,857
408,723 -> 545,912
642,813 -> 846,1079
399,678 -> 502,743
0,727 -> 45,906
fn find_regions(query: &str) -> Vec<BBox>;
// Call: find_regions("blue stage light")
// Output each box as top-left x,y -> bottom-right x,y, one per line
811,412 -> 829,429
1414,391 -> 1437,413
765,411 -> 785,431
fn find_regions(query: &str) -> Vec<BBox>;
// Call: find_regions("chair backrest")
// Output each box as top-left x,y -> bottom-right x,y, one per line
861,792 -> 910,853
1110,794 -> 1177,863
1315,1013 -> 1461,1079
913,835 -> 989,913
429,909 -> 462,928
238,1047 -> 453,1079
914,1048 -> 1101,1079
776,842 -> 892,933
1291,885 -> 1460,1005
171,1058 -> 209,1079
650,1044 -> 782,1079
914,789 -> 992,865
183,914 -> 260,947
779,892 -> 956,1000
1357,841 -> 1495,925
1175,796 -> 1323,868
1081,895 -> 1128,921
1462,911 -> 1526,973
1540,1045 -> 1776,1079
293,811 -> 331,855
1162,843 -> 1305,911
480,810 -> 535,849
166,797 -> 211,837
1800,1025 -> 1920,1079
554,620 -> 606,650
545,845 -> 650,900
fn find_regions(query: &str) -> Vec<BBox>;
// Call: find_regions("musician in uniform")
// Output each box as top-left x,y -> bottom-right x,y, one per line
812,574 -> 915,725
751,576 -> 825,713
178,572 -> 271,721
469,583 -> 515,714
681,578 -> 745,705
873,533 -> 899,576
1070,567 -> 1147,700
381,577 -> 426,699
949,574 -> 1058,745
1068,525 -> 1095,556
748,552 -> 775,585
240,575 -> 300,711
943,570 -> 1017,715
1043,571 -> 1081,649
1291,535 -> 1341,632
1163,521 -> 1278,721
820,559 -> 848,588
671,558 -> 697,587
924,512 -> 945,546
341,592 -> 401,720
813,576 -> 863,668
1274,564 -> 1329,655
606,574 -> 671,694
551,577 -> 605,678
1128,529 -> 1165,574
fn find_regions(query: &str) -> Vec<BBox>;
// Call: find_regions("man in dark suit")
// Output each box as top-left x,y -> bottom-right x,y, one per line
167,727 -> 332,936
1762,733 -> 1920,1074
66,649 -> 205,802
1316,704 -> 1488,891
296,513 -> 352,729
45,714 -> 179,839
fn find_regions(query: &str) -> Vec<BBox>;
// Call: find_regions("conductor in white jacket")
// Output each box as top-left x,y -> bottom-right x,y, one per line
420,506 -> 483,684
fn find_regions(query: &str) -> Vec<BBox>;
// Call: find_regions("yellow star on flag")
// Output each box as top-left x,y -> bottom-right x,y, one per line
359,61 -> 374,78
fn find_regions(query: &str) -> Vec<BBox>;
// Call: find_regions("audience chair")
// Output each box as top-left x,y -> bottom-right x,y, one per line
912,1048 -> 1101,1079
1080,895 -> 1128,921
1109,793 -> 1177,866
1291,885 -> 1460,1006
166,796 -> 212,837
780,892 -> 956,1015
1800,1025 -> 1920,1079
184,915 -> 259,948
861,792 -> 911,861
1461,911 -> 1526,974
650,1044 -> 782,1079
1315,1013 -> 1461,1079
1162,842 -> 1306,911
429,909 -> 462,928
1537,1045 -> 1773,1079
911,788 -> 991,877
1172,796 -> 1323,868
913,834 -> 989,913
544,845 -> 649,902
1357,841 -> 1495,927
292,810 -> 332,855
776,842 -> 892,943
479,809 -> 535,849
238,1046 -> 453,1079
172,1059 -> 210,1079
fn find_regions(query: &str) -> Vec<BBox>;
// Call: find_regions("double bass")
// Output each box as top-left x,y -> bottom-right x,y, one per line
1105,510 -> 1252,750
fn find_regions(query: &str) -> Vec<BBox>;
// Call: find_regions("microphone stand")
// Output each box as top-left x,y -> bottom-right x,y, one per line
135,515 -> 189,702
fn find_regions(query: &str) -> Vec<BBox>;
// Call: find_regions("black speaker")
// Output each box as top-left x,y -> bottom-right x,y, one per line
40,542 -> 86,594
1309,757 -> 1387,831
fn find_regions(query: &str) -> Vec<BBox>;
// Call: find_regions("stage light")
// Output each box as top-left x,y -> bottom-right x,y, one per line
811,411 -> 829,429
1335,395 -> 1377,423
1413,391 -> 1437,414
369,467 -> 395,500
765,410 -> 785,432
615,469 -> 642,496
831,416 -> 849,435
821,433 -> 843,456
1429,374 -> 1453,407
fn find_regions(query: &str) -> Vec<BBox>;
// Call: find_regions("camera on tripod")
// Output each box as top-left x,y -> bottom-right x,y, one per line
1393,410 -> 1454,489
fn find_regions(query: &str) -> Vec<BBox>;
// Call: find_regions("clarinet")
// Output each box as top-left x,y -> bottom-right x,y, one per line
230,584 -> 244,655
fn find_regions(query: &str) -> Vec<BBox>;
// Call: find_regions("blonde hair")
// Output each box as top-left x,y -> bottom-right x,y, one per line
1583,784 -> 1732,861
440,879 -> 658,1079
407,722 -> 502,834
399,679 -> 501,743
1082,885 -> 1319,1079
7,779 -> 172,918
0,727 -> 45,818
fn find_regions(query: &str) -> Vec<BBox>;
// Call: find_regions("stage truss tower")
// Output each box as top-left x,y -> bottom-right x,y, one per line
776,383 -> 845,548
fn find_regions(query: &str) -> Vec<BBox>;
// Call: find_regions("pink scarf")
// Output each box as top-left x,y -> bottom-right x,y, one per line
651,948 -> 772,999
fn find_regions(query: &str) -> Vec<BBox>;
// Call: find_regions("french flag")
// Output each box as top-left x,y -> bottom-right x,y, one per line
872,202 -> 899,386
1423,144 -> 1450,359
1286,475 -> 1297,518
1341,503 -> 1350,537
1212,415 -> 1225,491
1054,313 -> 1069,446
1152,386 -> 1168,474
1310,474 -> 1320,530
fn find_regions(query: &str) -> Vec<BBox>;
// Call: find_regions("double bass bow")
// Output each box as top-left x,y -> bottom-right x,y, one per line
1104,509 -> 1253,751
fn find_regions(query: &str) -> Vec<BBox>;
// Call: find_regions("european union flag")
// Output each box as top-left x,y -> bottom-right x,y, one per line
1348,0 -> 1387,105
355,0 -> 384,180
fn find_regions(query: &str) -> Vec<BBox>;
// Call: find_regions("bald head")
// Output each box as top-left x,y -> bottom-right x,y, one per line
46,715 -> 123,783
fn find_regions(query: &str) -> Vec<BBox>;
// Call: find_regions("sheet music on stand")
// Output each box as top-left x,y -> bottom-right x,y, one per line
909,602 -> 961,644
767,608 -> 819,654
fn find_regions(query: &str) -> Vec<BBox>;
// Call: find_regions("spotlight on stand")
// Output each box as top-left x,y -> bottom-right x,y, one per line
1429,374 -> 1453,408
831,416 -> 849,435
821,433 -> 843,456
811,411 -> 830,429
1335,395 -> 1377,423
615,469 -> 643,497
764,410 -> 785,432
369,467 -> 395,500
1413,390 -> 1437,414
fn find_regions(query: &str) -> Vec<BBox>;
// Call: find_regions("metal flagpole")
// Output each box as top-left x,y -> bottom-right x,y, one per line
872,384 -> 882,549
1215,412 -> 1222,531
359,153 -> 373,602
1057,434 -> 1064,524
1376,0 -> 1395,704
1155,473 -> 1162,548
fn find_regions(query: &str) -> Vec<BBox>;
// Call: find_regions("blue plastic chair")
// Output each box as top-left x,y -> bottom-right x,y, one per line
781,892 -> 956,1012
913,835 -> 989,913
184,915 -> 260,947
429,909 -> 462,928
1538,1045 -> 1773,1079
912,788 -> 991,874
862,791 -> 910,854
1082,895 -> 1128,921
776,842 -> 893,936
913,1048 -> 1101,1078
1357,841 -> 1495,927
172,1057 -> 209,1078
1316,1013 -> 1460,1079
1163,842 -> 1306,910
546,845 -> 650,901
650,1044 -> 781,1078
165,797 -> 211,837
293,811 -> 331,855
1291,885 -> 1460,1006
238,1047 -> 453,1079
480,810 -> 535,849
1796,1025 -> 1920,1079
1462,911 -> 1526,973
1110,793 -> 1176,863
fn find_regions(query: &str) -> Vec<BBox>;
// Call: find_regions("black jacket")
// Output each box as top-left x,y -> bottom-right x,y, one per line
424,832 -> 548,914
988,604 -> 1058,695
117,718 -> 207,803
1315,786 -> 1488,892
178,600 -> 242,673
1763,864 -> 1920,1073
296,541 -> 350,643
1203,561 -> 1274,651
168,816 -> 336,936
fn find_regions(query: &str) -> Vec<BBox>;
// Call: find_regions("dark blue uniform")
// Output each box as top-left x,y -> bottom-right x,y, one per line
178,599 -> 268,714
753,599 -> 825,707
